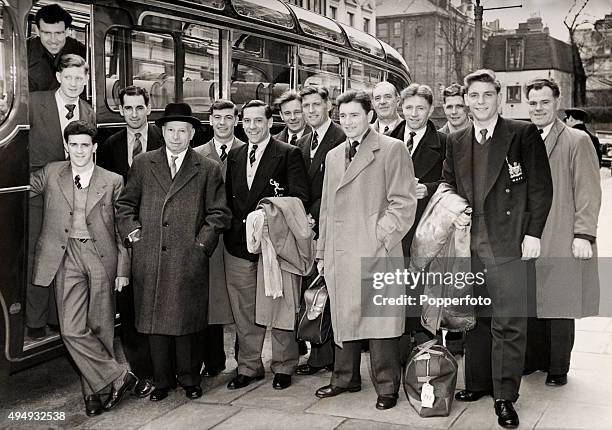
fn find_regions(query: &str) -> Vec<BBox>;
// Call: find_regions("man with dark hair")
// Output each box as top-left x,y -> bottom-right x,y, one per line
315,89 -> 416,410
371,81 -> 403,136
447,69 -> 553,429
27,53 -> 95,341
195,99 -> 245,378
273,90 -> 312,144
439,83 -> 471,134
293,86 -> 345,377
28,3 -> 86,92
30,120 -> 137,416
564,108 -> 602,166
224,99 -> 308,391
97,85 -> 164,398
524,78 -> 601,387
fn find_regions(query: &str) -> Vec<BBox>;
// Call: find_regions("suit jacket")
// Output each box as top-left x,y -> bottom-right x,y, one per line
273,125 -> 313,144
30,162 -> 129,287
573,123 -> 602,165
296,121 -> 345,227
194,137 -> 245,324
29,90 -> 96,172
116,147 -> 231,335
442,116 -> 553,258
97,124 -> 164,182
394,120 -> 447,254
224,136 -> 309,261
27,36 -> 86,93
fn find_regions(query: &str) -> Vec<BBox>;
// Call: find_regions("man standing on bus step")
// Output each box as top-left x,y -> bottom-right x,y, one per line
524,78 -> 601,387
27,53 -> 95,341
194,99 -> 245,378
438,83 -> 471,134
447,70 -> 552,429
294,85 -> 345,376
273,90 -> 312,145
30,120 -> 137,417
224,100 -> 308,391
28,4 -> 86,93
97,85 -> 164,398
564,108 -> 603,166
371,81 -> 403,137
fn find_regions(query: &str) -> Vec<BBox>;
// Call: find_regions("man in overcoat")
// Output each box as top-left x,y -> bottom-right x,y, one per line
116,103 -> 231,402
315,90 -> 416,410
524,78 -> 601,386
447,70 -> 553,429
194,99 -> 245,377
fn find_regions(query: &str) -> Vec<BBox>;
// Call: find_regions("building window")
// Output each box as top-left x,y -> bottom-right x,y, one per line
506,85 -> 521,103
330,5 -> 337,19
437,47 -> 444,67
506,38 -> 524,70
364,17 -> 370,33
347,11 -> 354,27
394,21 -> 401,37
378,22 -> 388,38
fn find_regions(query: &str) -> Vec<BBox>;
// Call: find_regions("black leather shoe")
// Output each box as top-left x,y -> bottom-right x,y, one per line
202,365 -> 225,377
104,371 -> 138,410
545,373 -> 567,386
315,384 -> 361,398
149,387 -> 169,402
133,379 -> 155,398
227,373 -> 265,390
375,395 -> 398,410
184,385 -> 203,399
455,389 -> 491,402
84,395 -> 103,417
272,373 -> 291,390
494,399 -> 519,429
295,363 -> 333,376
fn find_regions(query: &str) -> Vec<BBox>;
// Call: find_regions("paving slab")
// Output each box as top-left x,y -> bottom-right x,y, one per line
572,331 -> 612,354
535,401 -> 612,430
211,406 -> 345,430
575,317 -> 612,332
194,373 -> 268,405
570,351 -> 612,374
336,418 -> 433,430
138,403 -> 240,430
451,396 -> 550,430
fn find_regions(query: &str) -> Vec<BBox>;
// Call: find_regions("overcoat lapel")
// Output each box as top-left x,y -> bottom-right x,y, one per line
338,132 -> 377,190
544,119 -> 564,157
301,133 -> 312,171
455,126 -> 474,205
412,123 -> 442,178
246,139 -> 281,209
85,167 -> 107,218
167,148 -> 199,200
44,95 -> 63,148
149,147 -> 172,195
57,163 -> 74,210
484,117 -> 513,199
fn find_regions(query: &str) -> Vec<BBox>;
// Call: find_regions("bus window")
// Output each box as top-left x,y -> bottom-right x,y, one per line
183,24 -> 221,113
348,62 -> 381,91
0,6 -> 14,125
230,32 -> 292,109
297,48 -> 342,106
387,71 -> 408,94
105,28 -> 175,111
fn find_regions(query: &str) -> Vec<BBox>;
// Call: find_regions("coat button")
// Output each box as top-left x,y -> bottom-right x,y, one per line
61,245 -> 65,249
163,222 -> 169,227
69,211 -> 73,215
242,219 -> 246,224
162,246 -> 167,251
506,210 -> 511,215
64,229 -> 68,233
505,188 -> 510,193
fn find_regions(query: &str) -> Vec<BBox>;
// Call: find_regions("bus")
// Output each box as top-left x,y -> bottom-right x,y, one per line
0,0 -> 411,388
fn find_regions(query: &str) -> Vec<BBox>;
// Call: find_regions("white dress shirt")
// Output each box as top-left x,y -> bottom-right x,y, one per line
474,115 -> 499,143
310,118 -> 332,159
166,147 -> 188,176
127,125 -> 148,166
55,90 -> 80,149
404,125 -> 427,156
288,128 -> 307,144
246,138 -> 270,189
539,122 -> 554,141
214,138 -> 234,159
377,116 -> 402,134
72,164 -> 94,188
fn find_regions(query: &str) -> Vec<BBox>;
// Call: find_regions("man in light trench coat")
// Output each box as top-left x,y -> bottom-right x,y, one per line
524,78 -> 601,386
314,89 -> 416,410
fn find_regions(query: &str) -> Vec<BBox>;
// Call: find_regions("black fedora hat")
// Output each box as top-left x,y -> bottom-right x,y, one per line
564,108 -> 588,122
155,102 -> 201,128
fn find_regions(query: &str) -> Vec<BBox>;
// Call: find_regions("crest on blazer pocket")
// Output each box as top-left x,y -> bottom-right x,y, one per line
505,157 -> 525,184
270,179 -> 285,197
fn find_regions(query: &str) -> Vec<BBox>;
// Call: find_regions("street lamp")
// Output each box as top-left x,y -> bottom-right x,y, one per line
473,0 -> 522,69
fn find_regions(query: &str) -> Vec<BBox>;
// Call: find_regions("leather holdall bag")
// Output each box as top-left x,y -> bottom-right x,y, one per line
403,339 -> 458,417
296,273 -> 332,344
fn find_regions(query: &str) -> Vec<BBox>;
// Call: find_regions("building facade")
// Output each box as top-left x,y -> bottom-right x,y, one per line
575,14 -> 612,107
284,0 -> 376,35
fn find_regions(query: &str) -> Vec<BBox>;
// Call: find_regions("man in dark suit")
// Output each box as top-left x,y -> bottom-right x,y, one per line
371,81 -> 403,136
273,90 -> 312,145
224,100 -> 308,390
97,85 -> 163,398
294,86 -> 345,376
27,53 -> 95,340
446,70 -> 553,429
564,108 -> 602,166
195,100 -> 245,378
28,4 -> 86,93
30,120 -> 136,416
116,103 -> 231,402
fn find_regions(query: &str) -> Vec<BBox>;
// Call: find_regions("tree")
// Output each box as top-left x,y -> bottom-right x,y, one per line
563,0 -> 591,106
439,10 -> 473,84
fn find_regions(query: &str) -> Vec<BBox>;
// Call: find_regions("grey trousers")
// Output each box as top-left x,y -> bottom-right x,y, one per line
55,239 -> 125,395
224,249 -> 299,376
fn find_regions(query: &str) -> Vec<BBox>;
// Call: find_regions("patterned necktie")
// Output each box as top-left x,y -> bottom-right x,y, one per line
170,155 -> 178,179
406,131 -> 416,155
220,144 -> 228,162
65,104 -> 76,120
348,140 -> 360,162
74,174 -> 82,190
311,131 -> 319,152
133,132 -> 143,158
383,125 -> 389,134
479,129 -> 489,145
289,133 -> 297,146
249,144 -> 258,166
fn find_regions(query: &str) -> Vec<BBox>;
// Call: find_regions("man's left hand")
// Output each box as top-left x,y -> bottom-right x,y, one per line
115,276 -> 130,292
521,235 -> 540,260
572,238 -> 593,259
416,183 -> 428,200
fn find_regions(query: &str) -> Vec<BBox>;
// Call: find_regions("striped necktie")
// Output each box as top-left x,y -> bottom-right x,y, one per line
249,144 -> 258,166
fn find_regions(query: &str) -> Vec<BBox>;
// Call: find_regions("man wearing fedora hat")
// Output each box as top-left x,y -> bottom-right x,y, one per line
564,108 -> 602,166
116,102 -> 231,402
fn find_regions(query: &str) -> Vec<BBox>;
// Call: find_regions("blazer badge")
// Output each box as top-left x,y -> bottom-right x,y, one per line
270,179 -> 285,197
505,157 -> 524,183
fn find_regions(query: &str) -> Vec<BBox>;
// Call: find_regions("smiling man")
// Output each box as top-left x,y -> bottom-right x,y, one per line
273,90 -> 312,144
371,81 -> 403,136
439,83 -> 471,134
224,99 -> 308,391
444,70 -> 553,429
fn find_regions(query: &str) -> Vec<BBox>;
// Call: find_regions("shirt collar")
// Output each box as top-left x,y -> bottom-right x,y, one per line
249,136 -> 270,153
539,122 -> 554,140
72,164 -> 95,188
166,147 -> 188,163
378,115 -> 402,133
313,118 -> 332,140
474,115 -> 499,143
55,88 -> 78,106
289,127 -> 307,141
404,124 -> 427,144
214,138 -> 234,153
349,127 -> 370,146
127,125 -> 148,140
